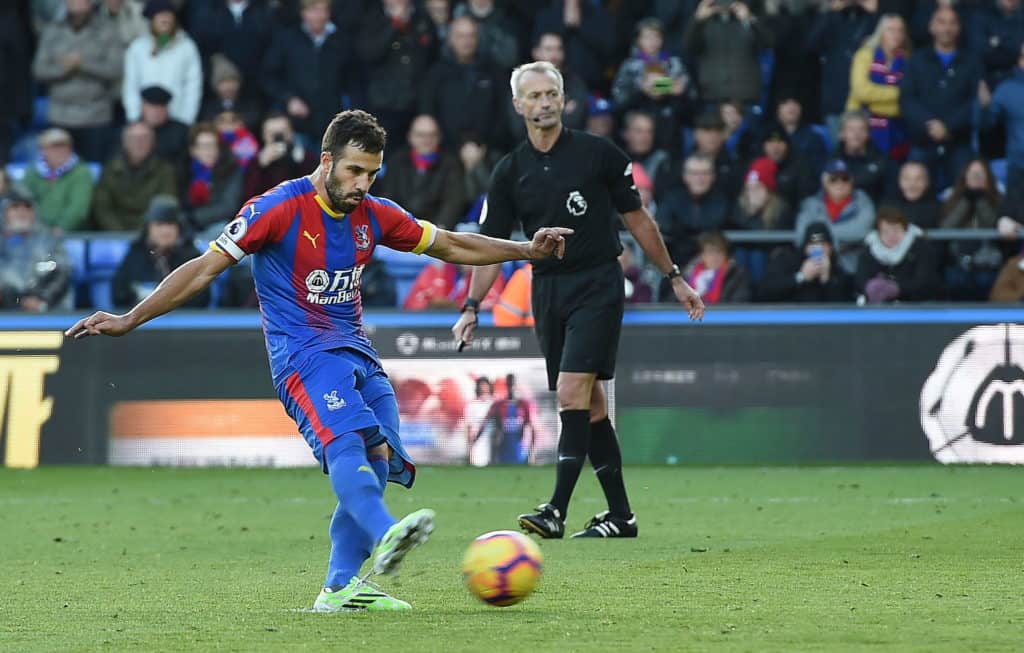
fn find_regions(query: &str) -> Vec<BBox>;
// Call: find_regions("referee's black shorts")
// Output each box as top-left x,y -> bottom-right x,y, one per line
531,259 -> 625,391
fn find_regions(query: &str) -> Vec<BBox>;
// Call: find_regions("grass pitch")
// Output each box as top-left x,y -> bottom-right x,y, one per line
2,465 -> 1023,652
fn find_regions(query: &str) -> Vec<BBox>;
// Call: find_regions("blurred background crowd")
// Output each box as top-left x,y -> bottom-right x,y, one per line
2,0 -> 1024,316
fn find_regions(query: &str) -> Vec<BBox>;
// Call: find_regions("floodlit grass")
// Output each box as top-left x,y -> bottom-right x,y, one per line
2,465 -> 1022,652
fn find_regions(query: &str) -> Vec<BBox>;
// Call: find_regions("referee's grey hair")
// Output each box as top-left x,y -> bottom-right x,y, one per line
510,61 -> 564,100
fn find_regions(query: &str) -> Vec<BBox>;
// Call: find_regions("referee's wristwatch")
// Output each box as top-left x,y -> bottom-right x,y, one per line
461,298 -> 481,314
665,264 -> 683,282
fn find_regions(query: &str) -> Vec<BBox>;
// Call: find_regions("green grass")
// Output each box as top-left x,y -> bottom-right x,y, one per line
2,466 -> 1023,652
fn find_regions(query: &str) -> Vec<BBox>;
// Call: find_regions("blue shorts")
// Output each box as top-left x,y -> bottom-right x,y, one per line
277,348 -> 415,487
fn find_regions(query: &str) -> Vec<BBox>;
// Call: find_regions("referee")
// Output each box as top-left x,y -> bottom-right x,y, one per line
452,61 -> 705,539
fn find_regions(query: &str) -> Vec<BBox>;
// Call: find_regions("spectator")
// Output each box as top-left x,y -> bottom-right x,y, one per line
420,15 -> 505,150
220,257 -> 258,307
91,122 -> 177,231
0,4 -> 33,165
359,257 -> 399,308
458,132 -> 504,219
968,0 -> 1024,88
996,176 -> 1024,239
732,157 -> 793,229
719,98 -> 756,159
889,160 -> 941,229
0,189 -> 71,312
0,168 -> 14,205
504,31 -> 588,142
179,122 -> 242,239
424,0 -> 451,43
453,0 -> 521,71
111,195 -> 209,309
199,53 -> 262,132
689,110 -> 743,200
403,260 -> 503,310
760,125 -> 819,209
942,158 -> 1006,296
941,158 -> 1003,229
774,95 -> 829,175
846,13 -> 911,159
214,109 -> 259,168
262,0 -> 352,146
684,0 -> 769,107
21,129 -> 94,232
493,263 -> 533,325
619,246 -> 653,304
611,17 -> 691,151
681,231 -> 752,304
190,0 -> 274,89
763,0 -> 820,119
375,115 -> 464,229
621,111 -> 673,199
98,0 -> 148,48
243,112 -> 318,201
807,0 -> 879,133
979,43 -> 1024,191
533,0 -> 615,91
32,0 -> 123,163
139,85 -> 189,164
758,222 -> 854,302
355,0 -> 436,140
856,205 -> 940,302
900,7 -> 981,192
584,96 -> 616,140
989,245 -> 1024,302
836,110 -> 889,201
794,158 -> 876,271
123,1 -> 203,125
657,154 -> 733,266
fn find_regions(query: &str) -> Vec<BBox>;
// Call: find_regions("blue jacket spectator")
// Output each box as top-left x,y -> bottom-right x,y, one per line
794,159 -> 876,272
981,46 -> 1024,188
967,0 -> 1024,87
899,7 -> 982,190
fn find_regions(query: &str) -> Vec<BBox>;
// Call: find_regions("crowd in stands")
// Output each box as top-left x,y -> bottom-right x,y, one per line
3,0 -> 1024,314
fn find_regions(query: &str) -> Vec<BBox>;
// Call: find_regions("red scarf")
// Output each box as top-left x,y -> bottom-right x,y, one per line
687,261 -> 729,304
824,196 -> 852,222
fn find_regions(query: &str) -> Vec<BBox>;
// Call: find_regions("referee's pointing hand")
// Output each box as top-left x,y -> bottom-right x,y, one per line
527,227 -> 573,260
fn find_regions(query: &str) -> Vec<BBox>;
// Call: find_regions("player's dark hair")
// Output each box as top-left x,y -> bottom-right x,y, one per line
321,110 -> 387,158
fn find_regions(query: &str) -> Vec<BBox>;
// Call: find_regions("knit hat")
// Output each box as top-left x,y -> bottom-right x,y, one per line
745,157 -> 777,192
210,53 -> 242,89
143,0 -> 175,19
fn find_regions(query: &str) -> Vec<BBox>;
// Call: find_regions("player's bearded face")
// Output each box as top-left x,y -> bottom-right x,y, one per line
326,161 -> 366,213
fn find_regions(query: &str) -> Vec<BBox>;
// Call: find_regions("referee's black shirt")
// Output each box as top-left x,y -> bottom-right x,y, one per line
479,128 -> 643,275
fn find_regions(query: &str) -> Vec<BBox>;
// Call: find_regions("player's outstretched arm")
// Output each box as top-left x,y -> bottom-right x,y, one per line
65,249 -> 234,339
426,227 -> 573,266
621,208 -> 705,321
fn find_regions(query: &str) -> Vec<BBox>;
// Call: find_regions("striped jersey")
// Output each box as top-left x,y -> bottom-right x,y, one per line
211,176 -> 436,383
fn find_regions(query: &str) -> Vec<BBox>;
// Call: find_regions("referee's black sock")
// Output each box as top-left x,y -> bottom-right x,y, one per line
589,417 -> 632,519
549,409 -> 591,520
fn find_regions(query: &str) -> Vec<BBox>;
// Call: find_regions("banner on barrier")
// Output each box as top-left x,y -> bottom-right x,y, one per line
2,317 -> 1022,467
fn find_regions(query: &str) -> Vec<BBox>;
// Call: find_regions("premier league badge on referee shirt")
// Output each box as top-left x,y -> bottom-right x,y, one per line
566,191 -> 588,216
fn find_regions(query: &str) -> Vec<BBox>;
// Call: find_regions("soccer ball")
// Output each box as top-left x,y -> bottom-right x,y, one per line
461,530 -> 543,607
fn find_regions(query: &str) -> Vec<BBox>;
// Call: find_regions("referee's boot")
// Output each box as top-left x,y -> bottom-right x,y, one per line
570,511 -> 638,538
517,503 -> 565,539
